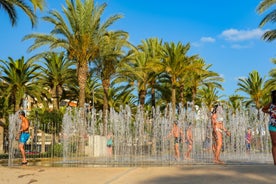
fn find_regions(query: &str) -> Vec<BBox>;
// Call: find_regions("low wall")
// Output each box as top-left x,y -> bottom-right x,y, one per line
85,135 -> 107,157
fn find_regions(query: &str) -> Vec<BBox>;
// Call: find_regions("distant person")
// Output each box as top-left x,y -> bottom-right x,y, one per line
106,132 -> 113,157
211,104 -> 230,164
262,90 -> 276,165
184,122 -> 193,160
203,136 -> 211,152
245,127 -> 252,154
166,120 -> 184,161
18,110 -> 30,165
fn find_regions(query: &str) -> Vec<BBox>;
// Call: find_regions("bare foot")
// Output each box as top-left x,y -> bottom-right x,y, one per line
213,160 -> 224,164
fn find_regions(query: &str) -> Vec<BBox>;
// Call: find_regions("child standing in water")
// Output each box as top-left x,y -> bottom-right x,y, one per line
184,122 -> 193,160
106,132 -> 113,157
245,127 -> 252,154
166,120 -> 184,161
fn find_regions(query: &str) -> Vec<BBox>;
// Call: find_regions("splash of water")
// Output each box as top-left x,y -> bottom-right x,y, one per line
8,104 -> 272,166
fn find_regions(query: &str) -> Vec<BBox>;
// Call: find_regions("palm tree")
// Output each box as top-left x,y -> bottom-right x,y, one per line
197,85 -> 221,112
119,50 -> 152,107
158,42 -> 197,115
138,38 -> 163,108
39,52 -> 76,110
236,70 -> 266,118
257,0 -> 276,41
0,56 -> 40,112
228,95 -> 244,113
182,58 -> 224,107
0,0 -> 44,27
85,74 -> 103,110
23,0 -> 123,108
92,31 -> 129,135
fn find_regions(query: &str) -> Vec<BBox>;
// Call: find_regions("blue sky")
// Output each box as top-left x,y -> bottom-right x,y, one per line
0,0 -> 275,98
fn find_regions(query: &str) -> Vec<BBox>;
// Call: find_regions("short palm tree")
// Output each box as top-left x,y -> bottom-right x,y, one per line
228,94 -> 244,113
197,85 -> 221,112
92,30 -> 129,135
138,38 -> 163,108
120,50 -> 152,107
236,70 -> 266,119
183,58 -> 224,107
38,52 -> 76,110
0,56 -> 40,112
159,42 -> 198,115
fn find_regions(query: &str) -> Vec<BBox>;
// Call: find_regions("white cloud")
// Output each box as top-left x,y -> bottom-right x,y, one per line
200,37 -> 216,43
192,36 -> 215,47
220,28 -> 266,42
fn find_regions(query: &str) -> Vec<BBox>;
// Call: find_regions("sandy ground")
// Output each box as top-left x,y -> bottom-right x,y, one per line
1,164 -> 276,184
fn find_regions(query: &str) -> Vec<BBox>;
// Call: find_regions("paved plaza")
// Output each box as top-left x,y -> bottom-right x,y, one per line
1,164 -> 275,184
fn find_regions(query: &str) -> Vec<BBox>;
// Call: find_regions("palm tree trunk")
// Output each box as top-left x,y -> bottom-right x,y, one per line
179,84 -> 184,105
78,62 -> 88,108
15,98 -> 20,112
52,86 -> 59,110
102,79 -> 110,136
139,89 -> 146,107
151,87 -> 156,107
171,87 -> 176,116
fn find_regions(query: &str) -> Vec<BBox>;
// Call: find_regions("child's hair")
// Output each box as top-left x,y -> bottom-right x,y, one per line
211,104 -> 218,114
19,110 -> 25,117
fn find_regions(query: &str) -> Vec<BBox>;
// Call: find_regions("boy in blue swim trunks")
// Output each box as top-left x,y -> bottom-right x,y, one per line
18,111 -> 30,165
262,90 -> 276,165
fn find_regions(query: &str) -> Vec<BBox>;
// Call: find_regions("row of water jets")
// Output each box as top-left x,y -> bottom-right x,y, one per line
8,103 -> 272,166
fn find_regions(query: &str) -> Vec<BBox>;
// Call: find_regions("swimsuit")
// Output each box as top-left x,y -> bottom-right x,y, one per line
186,140 -> 192,146
269,104 -> 276,132
215,128 -> 223,133
107,139 -> 113,147
19,132 -> 30,144
269,125 -> 276,132
212,130 -> 218,141
174,137 -> 181,144
245,132 -> 251,150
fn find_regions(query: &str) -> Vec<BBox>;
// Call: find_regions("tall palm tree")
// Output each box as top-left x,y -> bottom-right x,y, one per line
236,70 -> 266,118
0,56 -> 40,112
23,0 -> 123,108
0,0 -> 44,27
39,52 -> 76,110
257,0 -> 276,41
